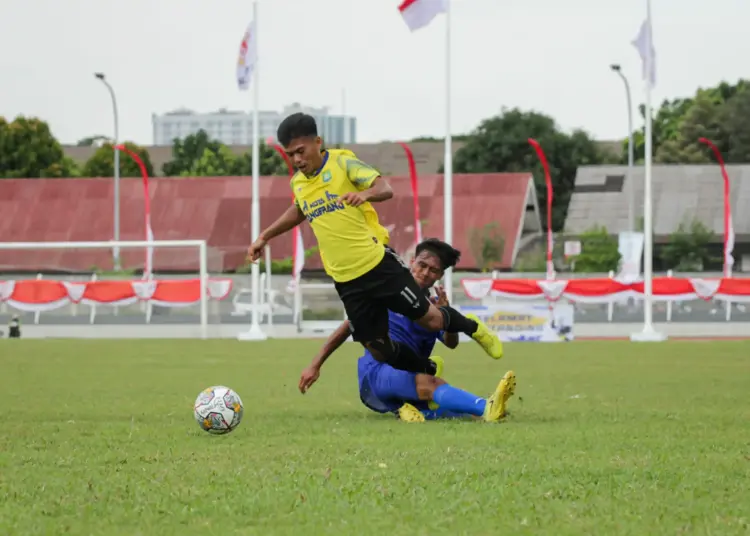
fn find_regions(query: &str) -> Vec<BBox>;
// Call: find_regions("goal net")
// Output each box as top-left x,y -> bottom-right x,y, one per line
0,240 -> 232,339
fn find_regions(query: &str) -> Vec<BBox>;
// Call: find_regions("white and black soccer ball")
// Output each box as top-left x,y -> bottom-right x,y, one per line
193,386 -> 244,434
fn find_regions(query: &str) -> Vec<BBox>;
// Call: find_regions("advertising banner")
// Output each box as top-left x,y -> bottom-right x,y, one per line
456,302 -> 574,342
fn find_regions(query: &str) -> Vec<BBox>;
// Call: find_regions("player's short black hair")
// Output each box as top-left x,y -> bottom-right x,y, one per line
277,113 -> 318,146
415,238 -> 461,271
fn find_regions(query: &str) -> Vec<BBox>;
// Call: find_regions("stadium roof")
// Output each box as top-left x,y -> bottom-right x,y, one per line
565,164 -> 750,240
0,174 -> 541,273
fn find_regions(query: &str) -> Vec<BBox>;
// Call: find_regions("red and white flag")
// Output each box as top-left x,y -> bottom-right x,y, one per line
698,137 -> 735,277
398,0 -> 447,31
236,19 -> 257,91
114,144 -> 155,280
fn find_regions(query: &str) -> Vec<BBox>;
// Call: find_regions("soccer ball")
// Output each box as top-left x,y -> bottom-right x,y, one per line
193,386 -> 244,434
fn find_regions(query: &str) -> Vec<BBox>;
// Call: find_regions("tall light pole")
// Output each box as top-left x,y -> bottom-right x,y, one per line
610,64 -> 635,232
95,72 -> 121,270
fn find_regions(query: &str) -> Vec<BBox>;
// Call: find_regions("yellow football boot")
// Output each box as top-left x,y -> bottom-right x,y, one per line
397,403 -> 426,423
483,370 -> 516,422
465,313 -> 504,359
430,355 -> 444,379
427,355 -> 445,410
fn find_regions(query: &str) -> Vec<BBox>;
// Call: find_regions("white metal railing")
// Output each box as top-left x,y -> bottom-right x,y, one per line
227,245 -> 343,332
229,245 -> 295,325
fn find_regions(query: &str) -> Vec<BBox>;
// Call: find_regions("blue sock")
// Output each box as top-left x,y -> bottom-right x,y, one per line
432,384 -> 486,417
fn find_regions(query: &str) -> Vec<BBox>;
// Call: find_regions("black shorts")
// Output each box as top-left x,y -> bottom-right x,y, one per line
335,248 -> 431,343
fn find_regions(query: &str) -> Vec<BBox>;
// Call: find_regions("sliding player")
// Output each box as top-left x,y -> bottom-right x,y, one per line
298,238 -> 516,423
247,113 -> 504,377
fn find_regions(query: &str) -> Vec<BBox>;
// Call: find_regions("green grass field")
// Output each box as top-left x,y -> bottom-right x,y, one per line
1,339 -> 749,535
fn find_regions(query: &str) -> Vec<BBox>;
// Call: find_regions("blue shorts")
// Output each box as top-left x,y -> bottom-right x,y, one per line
358,355 -> 428,414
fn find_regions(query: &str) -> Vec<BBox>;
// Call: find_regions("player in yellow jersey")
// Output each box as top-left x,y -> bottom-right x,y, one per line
247,113 -> 503,374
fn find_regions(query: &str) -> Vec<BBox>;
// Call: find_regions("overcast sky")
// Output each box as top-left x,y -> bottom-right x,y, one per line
2,0 -> 748,145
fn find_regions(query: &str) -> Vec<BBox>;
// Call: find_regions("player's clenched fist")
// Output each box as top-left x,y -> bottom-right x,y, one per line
433,285 -> 450,307
339,191 -> 369,207
246,237 -> 267,262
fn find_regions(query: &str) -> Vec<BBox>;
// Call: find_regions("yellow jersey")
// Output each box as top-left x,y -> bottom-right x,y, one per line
292,149 -> 390,283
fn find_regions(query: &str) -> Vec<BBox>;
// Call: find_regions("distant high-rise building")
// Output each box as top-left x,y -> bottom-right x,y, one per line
151,103 -> 357,146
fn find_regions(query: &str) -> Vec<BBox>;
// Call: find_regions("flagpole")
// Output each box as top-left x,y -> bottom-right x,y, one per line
239,0 -> 267,341
442,0 -> 453,303
631,0 -> 665,342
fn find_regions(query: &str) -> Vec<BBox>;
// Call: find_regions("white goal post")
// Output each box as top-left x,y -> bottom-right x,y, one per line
0,240 -> 214,339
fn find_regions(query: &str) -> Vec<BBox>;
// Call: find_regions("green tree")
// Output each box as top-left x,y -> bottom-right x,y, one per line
162,129 -> 288,176
655,92 -> 726,163
720,85 -> 750,162
53,157 -> 81,178
452,108 -> 607,232
623,79 -> 750,164
184,145 -> 237,176
660,218 -> 715,271
82,141 -> 155,177
0,116 -> 78,178
162,130 -> 224,176
467,222 -> 506,271
624,97 -> 694,162
232,144 -> 290,176
569,226 -> 620,273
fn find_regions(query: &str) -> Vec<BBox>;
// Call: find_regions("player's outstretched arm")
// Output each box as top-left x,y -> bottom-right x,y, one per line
340,153 -> 393,206
360,177 -> 393,203
339,178 -> 393,208
299,320 -> 352,394
247,203 -> 305,262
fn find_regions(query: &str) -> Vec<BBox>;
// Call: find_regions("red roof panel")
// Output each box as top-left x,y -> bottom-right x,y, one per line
0,174 -> 531,272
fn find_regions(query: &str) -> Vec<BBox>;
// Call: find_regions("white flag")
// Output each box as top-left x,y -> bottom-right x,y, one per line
726,212 -> 735,271
292,228 -> 304,281
398,0 -> 447,32
286,228 -> 305,293
144,216 -> 154,280
632,18 -> 656,86
236,20 -> 257,91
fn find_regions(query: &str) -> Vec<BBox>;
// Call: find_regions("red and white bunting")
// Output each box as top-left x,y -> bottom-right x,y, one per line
0,279 -> 233,312
461,277 -> 750,304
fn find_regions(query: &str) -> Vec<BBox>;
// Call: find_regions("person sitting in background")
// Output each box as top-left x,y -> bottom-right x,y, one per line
8,315 -> 20,338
